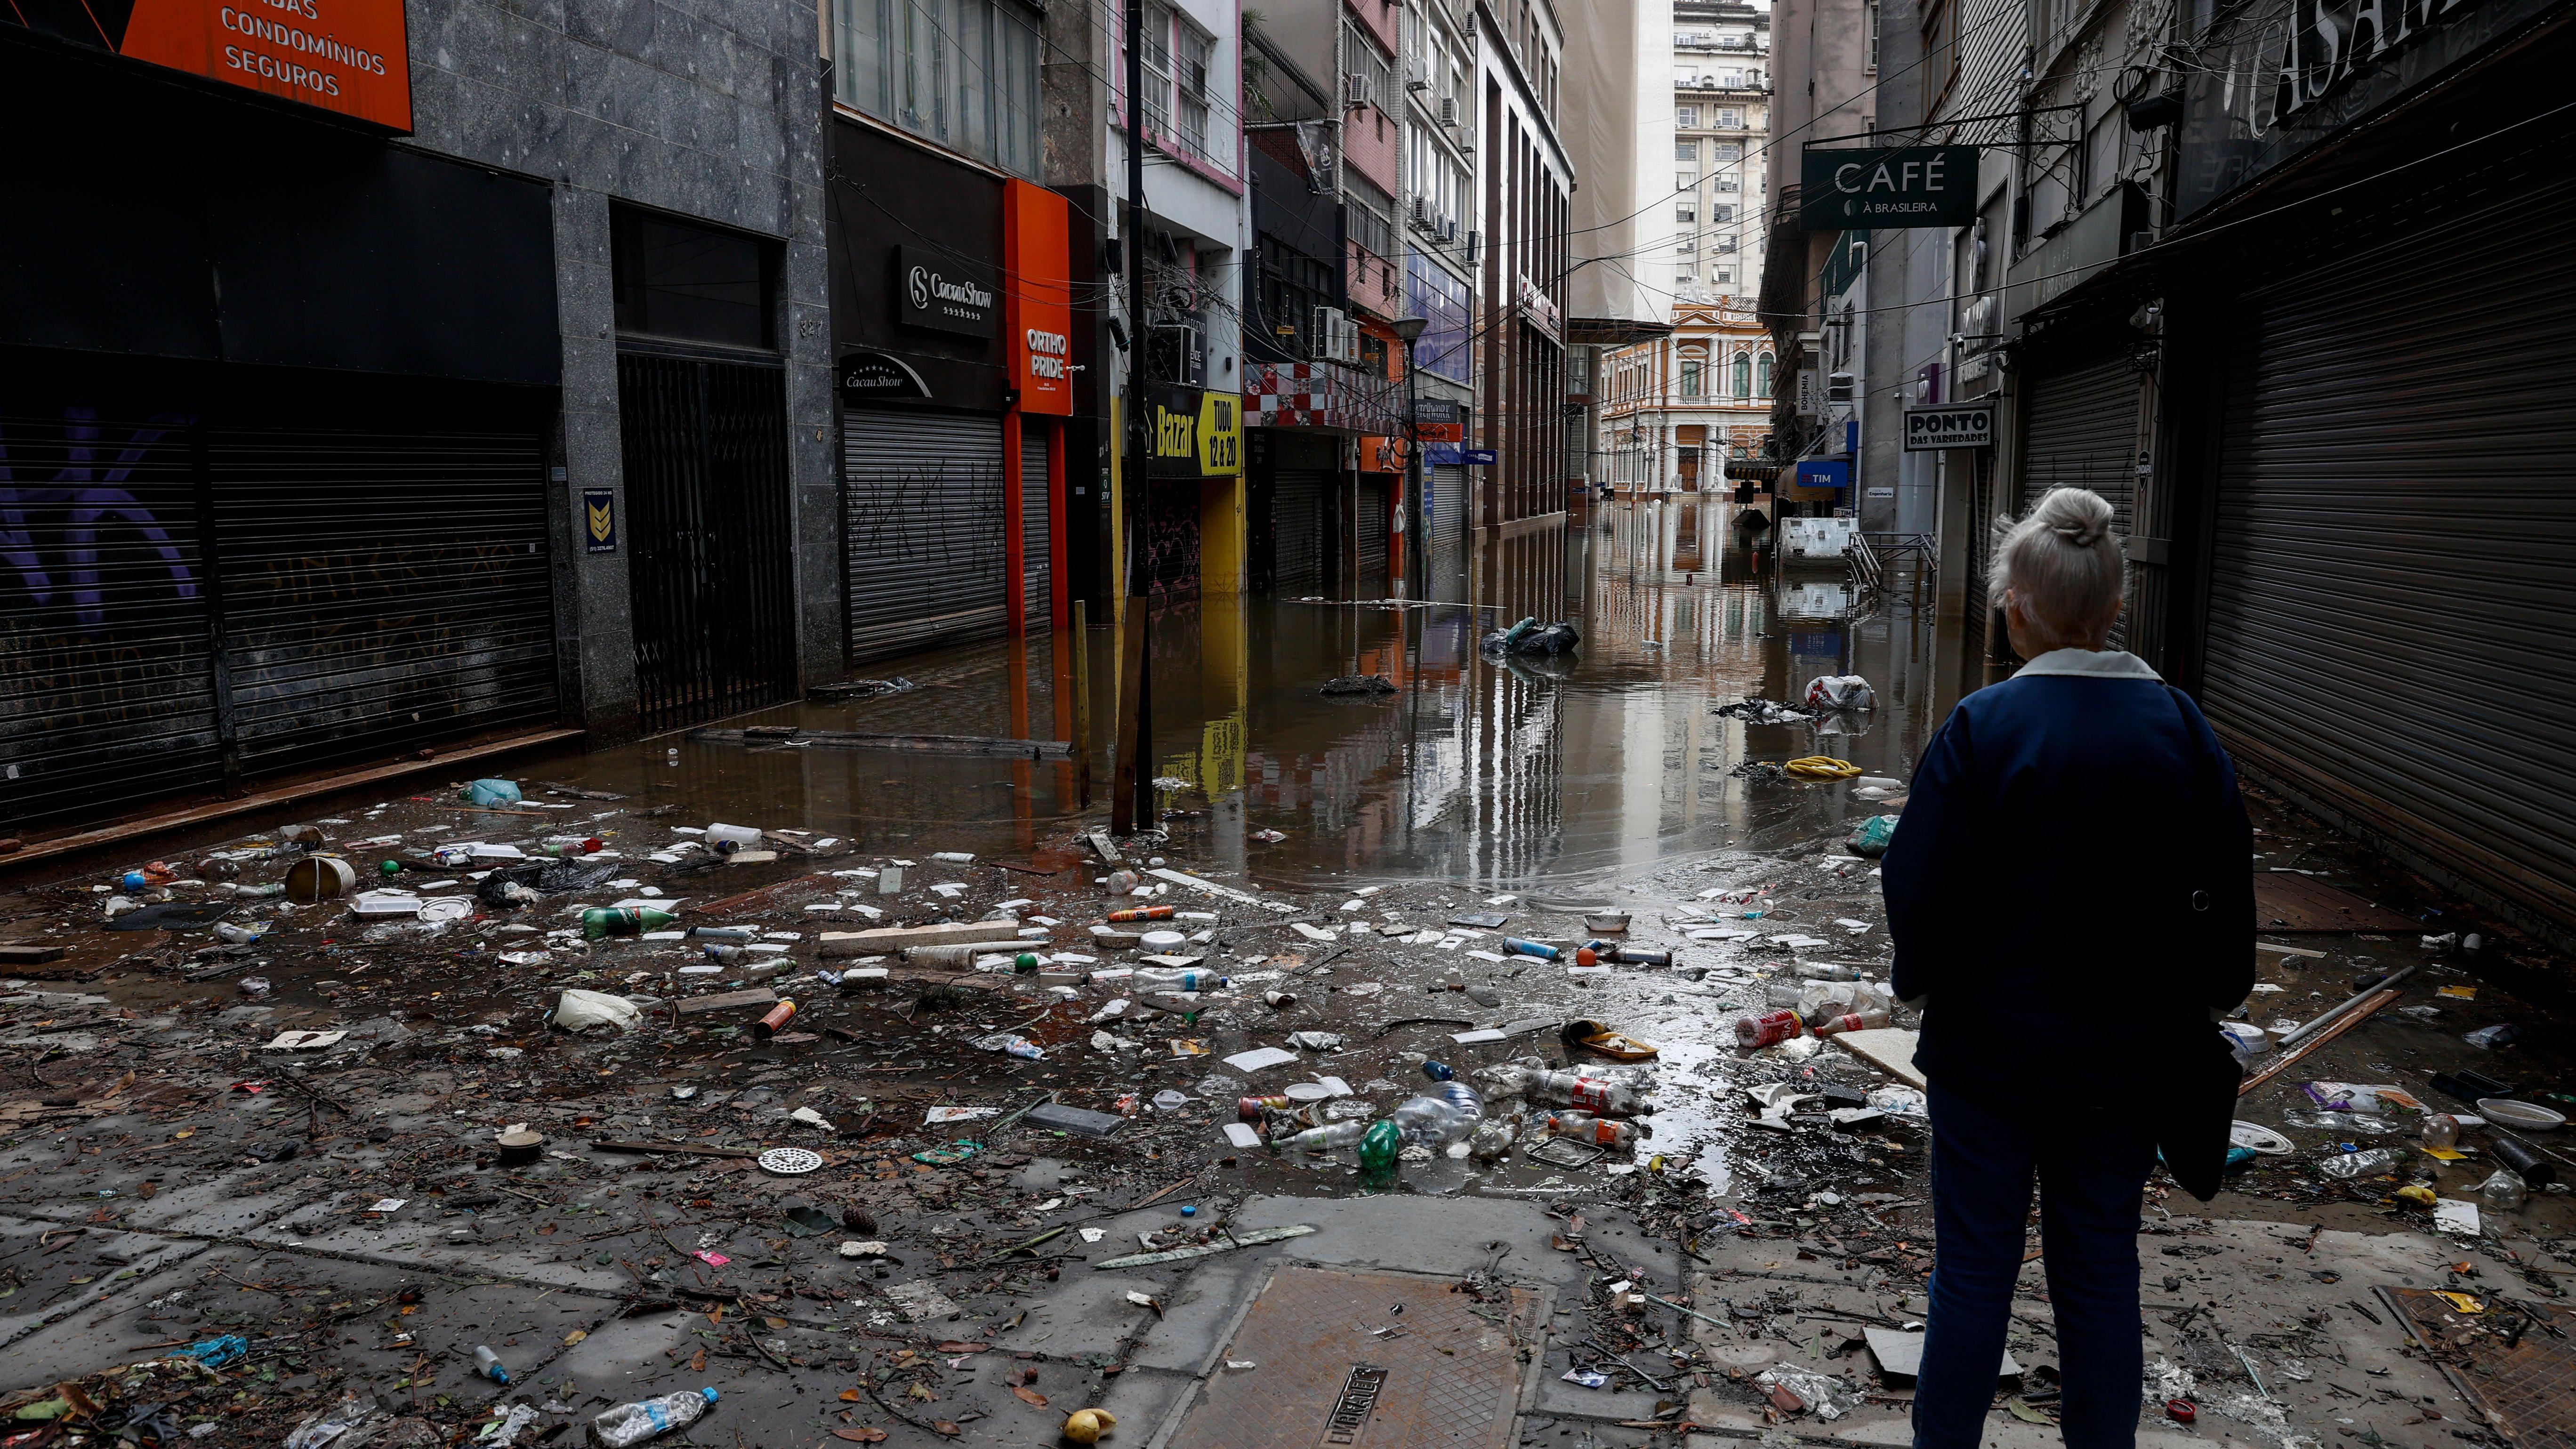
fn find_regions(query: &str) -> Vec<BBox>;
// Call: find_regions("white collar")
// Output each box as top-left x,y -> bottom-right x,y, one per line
2015,647 -> 2163,680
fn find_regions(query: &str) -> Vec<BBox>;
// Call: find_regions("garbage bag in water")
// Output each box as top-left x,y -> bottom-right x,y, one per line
1804,674 -> 1876,711
475,857 -> 622,910
1845,814 -> 1899,858
1320,674 -> 1398,696
1480,617 -> 1581,656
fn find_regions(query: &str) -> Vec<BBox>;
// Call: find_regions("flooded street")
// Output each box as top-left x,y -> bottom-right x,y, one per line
0,501 -> 2570,1449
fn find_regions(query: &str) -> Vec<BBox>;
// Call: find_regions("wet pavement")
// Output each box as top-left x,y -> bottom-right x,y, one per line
0,500 -> 2569,1448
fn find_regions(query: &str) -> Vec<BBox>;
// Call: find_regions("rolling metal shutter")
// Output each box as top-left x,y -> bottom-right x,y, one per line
2018,354 -> 2141,647
1430,463 -> 1465,564
0,409 -> 220,830
1355,478 -> 1389,592
843,407 -> 1006,664
2201,176 -> 2576,935
1271,467 -> 1327,592
1022,428 -> 1051,629
208,426 -> 557,776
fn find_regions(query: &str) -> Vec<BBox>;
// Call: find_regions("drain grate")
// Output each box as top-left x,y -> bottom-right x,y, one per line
2381,1286 -> 2576,1449
1170,1266 -> 1538,1449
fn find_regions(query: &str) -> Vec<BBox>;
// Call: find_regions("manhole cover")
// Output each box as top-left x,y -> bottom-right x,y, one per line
1169,1266 -> 1538,1449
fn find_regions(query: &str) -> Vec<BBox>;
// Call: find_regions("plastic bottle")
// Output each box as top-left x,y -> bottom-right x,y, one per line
1105,869 -> 1141,896
753,1000 -> 797,1037
1766,981 -> 1807,1008
1735,1008 -> 1804,1049
1421,1060 -> 1455,1082
1468,1118 -> 1515,1162
701,944 -> 749,964
1106,905 -> 1175,922
582,906 -> 678,940
1795,961 -> 1861,981
1610,947 -> 1673,966
705,824 -> 763,851
1280,1120 -> 1368,1153
472,1344 -> 510,1384
2422,1114 -> 2462,1151
462,780 -> 522,807
590,1388 -> 720,1448
1001,1037 -> 1044,1060
1810,1009 -> 1891,1038
1524,1071 -> 1644,1116
2319,1147 -> 2403,1180
540,836 -> 605,858
1239,1095 -> 1295,1120
213,922 -> 266,945
1502,938 -> 1561,960
431,845 -> 475,869
1133,967 -> 1227,992
2479,1168 -> 2528,1213
1548,1112 -> 1641,1149
1357,1119 -> 1403,1185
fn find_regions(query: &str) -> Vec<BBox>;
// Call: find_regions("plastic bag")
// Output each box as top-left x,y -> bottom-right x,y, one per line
1844,814 -> 1899,857
554,989 -> 643,1033
1755,1367 -> 1862,1420
461,778 -> 523,807
1803,675 -> 1876,711
284,1391 -> 379,1449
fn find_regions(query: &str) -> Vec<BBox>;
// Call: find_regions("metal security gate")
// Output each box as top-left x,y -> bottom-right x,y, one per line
1430,463 -> 1465,564
1355,478 -> 1389,593
1022,427 -> 1051,628
2200,174 -> 2576,936
0,399 -> 557,833
2018,354 -> 2142,647
1271,467 -> 1327,593
620,354 -> 799,734
843,407 -> 1007,663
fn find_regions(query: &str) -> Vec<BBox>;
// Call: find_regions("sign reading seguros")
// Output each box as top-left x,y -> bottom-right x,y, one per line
7,0 -> 414,130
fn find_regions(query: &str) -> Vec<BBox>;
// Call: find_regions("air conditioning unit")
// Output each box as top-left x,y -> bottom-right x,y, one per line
1406,54 -> 1430,90
1312,306 -> 1362,363
1827,371 -> 1855,404
1439,95 -> 1460,127
1437,216 -> 1458,242
1347,72 -> 1376,109
1149,324 -> 1207,386
1409,194 -> 1430,225
1465,229 -> 1482,264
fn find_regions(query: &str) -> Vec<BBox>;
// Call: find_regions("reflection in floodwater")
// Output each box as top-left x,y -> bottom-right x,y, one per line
592,499 -> 1947,892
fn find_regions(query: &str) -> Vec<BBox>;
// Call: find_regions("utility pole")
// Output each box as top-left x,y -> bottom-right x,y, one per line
1394,315 -> 1428,597
1111,0 -> 1154,835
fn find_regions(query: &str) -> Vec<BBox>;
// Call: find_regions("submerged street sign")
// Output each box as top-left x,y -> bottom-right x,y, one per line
1801,146 -> 1979,229
1903,402 -> 1996,450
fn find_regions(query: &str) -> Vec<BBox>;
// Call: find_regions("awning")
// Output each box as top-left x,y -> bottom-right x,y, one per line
1244,361 -> 1404,437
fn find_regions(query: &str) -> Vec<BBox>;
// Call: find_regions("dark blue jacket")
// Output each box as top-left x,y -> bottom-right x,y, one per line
1883,651 -> 2254,1116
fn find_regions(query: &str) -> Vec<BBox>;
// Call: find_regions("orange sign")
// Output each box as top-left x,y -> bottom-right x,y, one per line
1411,422 -> 1464,443
1360,437 -> 1408,474
12,0 -> 415,130
1002,179 -> 1075,417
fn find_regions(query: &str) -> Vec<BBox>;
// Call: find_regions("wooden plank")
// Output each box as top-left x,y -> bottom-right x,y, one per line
674,989 -> 779,1015
689,728 -> 1071,760
1832,1027 -> 1928,1090
2252,873 -> 2420,933
0,728 -> 585,872
0,945 -> 66,966
818,920 -> 1025,957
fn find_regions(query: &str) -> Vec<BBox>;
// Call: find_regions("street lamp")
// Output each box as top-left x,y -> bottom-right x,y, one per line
1392,314 -> 1429,599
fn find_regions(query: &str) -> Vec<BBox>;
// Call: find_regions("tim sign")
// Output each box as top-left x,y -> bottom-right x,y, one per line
7,0 -> 413,129
1801,146 -> 1978,230
1903,402 -> 1995,451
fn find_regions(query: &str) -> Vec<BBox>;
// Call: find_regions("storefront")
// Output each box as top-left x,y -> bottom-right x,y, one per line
829,115 -> 1075,662
0,21 -> 568,834
2145,0 -> 2576,940
1121,386 -> 1246,602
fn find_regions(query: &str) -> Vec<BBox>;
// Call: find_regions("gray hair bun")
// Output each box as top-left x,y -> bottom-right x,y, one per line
1990,487 -> 2126,645
2034,486 -> 2114,550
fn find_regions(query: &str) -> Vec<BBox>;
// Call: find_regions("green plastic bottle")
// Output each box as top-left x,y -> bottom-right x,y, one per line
1357,1119 -> 1402,1188
582,906 -> 678,941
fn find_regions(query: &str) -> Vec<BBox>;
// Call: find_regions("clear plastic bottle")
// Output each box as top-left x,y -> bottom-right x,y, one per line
1548,1112 -> 1641,1149
1391,1083 -> 1486,1144
590,1388 -> 720,1448
1795,961 -> 1861,981
1810,1009 -> 1891,1038
1105,869 -> 1141,896
1132,967 -> 1228,992
472,1344 -> 510,1384
2319,1147 -> 2403,1180
2479,1168 -> 2528,1213
1524,1071 -> 1645,1116
1468,1118 -> 1515,1162
1280,1120 -> 1369,1153
2421,1114 -> 2462,1151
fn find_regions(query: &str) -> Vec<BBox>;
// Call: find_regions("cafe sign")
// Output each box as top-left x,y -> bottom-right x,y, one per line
1800,146 -> 1979,229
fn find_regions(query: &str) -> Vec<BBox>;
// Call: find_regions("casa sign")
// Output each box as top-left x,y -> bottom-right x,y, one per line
1800,146 -> 1980,230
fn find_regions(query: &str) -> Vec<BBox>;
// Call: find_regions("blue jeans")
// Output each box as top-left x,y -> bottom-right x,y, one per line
1913,1084 -> 2159,1449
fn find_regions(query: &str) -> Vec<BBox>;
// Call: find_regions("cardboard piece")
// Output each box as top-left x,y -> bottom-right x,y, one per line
1832,1027 -> 1928,1090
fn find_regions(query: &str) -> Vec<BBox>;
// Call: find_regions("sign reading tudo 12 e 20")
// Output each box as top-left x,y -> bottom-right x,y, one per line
1801,146 -> 1980,230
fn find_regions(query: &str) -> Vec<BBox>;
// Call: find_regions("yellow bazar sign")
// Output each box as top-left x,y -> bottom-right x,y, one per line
1144,388 -> 1242,477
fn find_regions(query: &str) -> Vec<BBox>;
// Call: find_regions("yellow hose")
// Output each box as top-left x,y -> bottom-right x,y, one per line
1784,756 -> 1864,780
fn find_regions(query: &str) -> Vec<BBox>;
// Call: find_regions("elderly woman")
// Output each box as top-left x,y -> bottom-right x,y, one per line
1882,487 -> 2253,1449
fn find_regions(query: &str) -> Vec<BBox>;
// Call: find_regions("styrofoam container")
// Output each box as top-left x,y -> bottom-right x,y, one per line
2478,1098 -> 2566,1131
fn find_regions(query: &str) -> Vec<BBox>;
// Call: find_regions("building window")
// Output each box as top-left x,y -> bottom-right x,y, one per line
1680,360 -> 1703,396
1867,0 -> 1881,68
1176,25 -> 1214,160
1675,239 -> 1695,252
1676,106 -> 1699,127
1717,108 -> 1742,127
1676,272 -> 1696,284
1716,268 -> 1733,283
1676,206 -> 1695,221
1677,173 -> 1696,191
1715,237 -> 1737,253
1715,203 -> 1736,222
1715,177 -> 1739,192
1755,353 -> 1774,397
612,206 -> 779,350
1675,139 -> 1698,160
1716,143 -> 1742,161
1346,171 -> 1397,258
834,0 -> 1043,177
1721,69 -> 1742,86
1731,351 -> 1750,396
